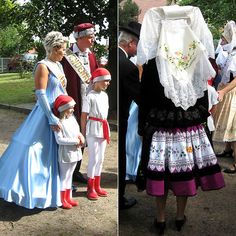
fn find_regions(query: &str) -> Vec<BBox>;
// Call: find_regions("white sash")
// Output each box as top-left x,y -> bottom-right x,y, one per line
64,48 -> 91,84
39,59 -> 67,92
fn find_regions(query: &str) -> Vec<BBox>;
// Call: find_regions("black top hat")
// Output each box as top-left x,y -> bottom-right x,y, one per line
119,21 -> 142,39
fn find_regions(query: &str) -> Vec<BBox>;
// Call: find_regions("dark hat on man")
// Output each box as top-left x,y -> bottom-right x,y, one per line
73,23 -> 95,39
119,21 -> 141,39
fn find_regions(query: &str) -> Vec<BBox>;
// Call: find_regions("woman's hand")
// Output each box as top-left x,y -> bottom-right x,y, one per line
50,124 -> 61,132
217,90 -> 226,102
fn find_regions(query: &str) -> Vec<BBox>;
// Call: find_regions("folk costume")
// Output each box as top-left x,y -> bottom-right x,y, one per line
82,68 -> 111,200
136,5 -> 225,196
61,23 -> 98,183
213,21 -> 236,143
0,59 -> 66,209
53,95 -> 83,209
61,23 -> 98,123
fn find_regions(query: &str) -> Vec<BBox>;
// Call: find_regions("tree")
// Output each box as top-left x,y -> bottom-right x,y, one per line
0,0 -> 15,28
13,0 -> 117,113
0,26 -> 23,57
119,0 -> 140,26
178,0 -> 236,39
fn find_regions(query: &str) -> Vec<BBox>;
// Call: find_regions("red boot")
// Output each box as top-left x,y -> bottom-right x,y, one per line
87,178 -> 98,200
65,189 -> 78,207
60,191 -> 72,209
95,176 -> 108,197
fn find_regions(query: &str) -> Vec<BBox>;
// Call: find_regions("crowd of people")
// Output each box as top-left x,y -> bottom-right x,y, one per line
0,3 -> 235,235
120,4 -> 236,235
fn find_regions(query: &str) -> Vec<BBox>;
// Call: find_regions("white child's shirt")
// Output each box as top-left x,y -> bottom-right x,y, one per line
54,115 -> 82,163
207,84 -> 219,131
82,90 -> 109,138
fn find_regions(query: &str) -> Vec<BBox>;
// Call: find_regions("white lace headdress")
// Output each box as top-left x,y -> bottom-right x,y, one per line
137,5 -> 216,110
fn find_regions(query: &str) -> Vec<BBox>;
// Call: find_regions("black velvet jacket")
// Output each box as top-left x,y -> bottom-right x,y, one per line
138,58 -> 210,136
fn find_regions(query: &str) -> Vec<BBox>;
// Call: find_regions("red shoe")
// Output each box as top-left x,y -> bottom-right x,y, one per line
87,178 -> 99,200
60,191 -> 72,209
65,189 -> 78,207
95,176 -> 108,197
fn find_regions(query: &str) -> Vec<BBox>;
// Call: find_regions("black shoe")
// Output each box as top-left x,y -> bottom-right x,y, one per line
73,172 -> 88,184
175,215 -> 187,232
223,164 -> 236,174
216,149 -> 233,158
120,196 -> 137,210
154,219 -> 166,235
72,184 -> 79,192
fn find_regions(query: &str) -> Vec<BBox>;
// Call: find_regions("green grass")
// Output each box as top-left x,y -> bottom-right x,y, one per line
0,73 -> 35,104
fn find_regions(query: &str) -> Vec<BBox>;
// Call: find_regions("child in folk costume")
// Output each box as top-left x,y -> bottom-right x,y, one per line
81,68 -> 111,200
53,95 -> 85,209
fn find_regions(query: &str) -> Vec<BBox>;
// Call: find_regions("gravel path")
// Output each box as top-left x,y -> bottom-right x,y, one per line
0,108 -> 117,236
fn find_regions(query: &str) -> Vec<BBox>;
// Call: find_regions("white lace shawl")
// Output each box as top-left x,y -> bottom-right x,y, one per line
137,5 -> 216,110
221,51 -> 236,84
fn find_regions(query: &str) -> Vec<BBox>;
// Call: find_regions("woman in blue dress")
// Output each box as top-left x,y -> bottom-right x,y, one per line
0,31 -> 68,209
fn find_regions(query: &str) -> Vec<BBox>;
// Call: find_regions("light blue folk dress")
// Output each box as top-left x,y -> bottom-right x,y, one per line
0,61 -> 65,209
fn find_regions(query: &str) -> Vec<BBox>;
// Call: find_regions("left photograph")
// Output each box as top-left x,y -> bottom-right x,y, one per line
0,0 -> 117,235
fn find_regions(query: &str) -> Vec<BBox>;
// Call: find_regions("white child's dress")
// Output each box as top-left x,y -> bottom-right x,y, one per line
54,115 -> 83,163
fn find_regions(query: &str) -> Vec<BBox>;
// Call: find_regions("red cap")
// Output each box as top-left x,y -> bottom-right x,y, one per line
53,95 -> 76,117
74,23 -> 95,38
90,68 -> 111,84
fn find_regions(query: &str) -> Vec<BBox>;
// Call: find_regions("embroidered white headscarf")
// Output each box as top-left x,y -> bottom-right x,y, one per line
137,5 -> 216,110
218,21 -> 236,84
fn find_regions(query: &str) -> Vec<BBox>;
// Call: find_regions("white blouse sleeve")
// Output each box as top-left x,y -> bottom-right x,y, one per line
54,130 -> 79,145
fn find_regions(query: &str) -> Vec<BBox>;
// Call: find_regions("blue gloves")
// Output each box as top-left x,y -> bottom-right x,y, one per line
35,89 -> 59,125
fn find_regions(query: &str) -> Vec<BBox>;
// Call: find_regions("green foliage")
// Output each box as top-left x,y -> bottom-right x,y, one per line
16,0 -> 116,46
93,43 -> 108,59
0,26 -> 22,57
0,0 -> 15,28
0,73 -> 35,104
179,0 -> 236,39
119,0 -> 140,26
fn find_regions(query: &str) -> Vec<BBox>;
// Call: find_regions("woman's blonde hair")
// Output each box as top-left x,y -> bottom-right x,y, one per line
43,31 -> 68,56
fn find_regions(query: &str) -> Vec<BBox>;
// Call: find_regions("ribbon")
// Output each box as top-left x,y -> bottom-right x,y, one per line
89,117 -> 110,144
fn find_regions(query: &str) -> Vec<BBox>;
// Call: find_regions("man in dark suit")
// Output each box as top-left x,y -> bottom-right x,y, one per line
119,21 -> 141,210
61,23 -> 98,184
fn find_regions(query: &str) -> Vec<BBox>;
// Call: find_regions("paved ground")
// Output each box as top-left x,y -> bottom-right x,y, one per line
0,108 -> 117,236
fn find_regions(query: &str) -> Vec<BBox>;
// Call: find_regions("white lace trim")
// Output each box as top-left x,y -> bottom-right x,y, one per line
137,5 -> 216,110
221,51 -> 236,84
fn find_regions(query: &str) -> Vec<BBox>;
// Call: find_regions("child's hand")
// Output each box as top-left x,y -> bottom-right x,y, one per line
78,134 -> 85,144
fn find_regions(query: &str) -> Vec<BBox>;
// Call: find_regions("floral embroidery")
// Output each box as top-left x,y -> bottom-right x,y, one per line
186,146 -> 193,153
161,40 -> 199,71
148,126 -> 217,172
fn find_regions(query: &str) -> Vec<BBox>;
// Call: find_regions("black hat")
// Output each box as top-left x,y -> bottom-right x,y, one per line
119,21 -> 141,39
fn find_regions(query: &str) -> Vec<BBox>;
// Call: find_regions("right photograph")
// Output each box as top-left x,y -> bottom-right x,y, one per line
119,0 -> 236,235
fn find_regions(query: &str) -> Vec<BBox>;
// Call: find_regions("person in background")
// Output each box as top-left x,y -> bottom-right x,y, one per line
119,21 -> 141,210
213,21 -> 236,173
61,22 -> 98,184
